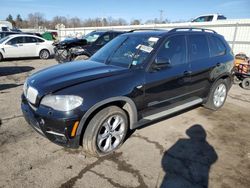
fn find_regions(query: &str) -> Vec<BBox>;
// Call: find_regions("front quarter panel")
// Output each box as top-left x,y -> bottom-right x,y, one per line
52,68 -> 145,132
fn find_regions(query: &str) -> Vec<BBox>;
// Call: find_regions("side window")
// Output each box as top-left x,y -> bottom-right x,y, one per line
7,37 -> 24,45
194,16 -> 206,22
206,16 -> 213,22
208,36 -> 226,57
25,37 -> 38,43
188,34 -> 209,61
156,35 -> 186,65
36,38 -> 45,43
96,34 -> 111,45
218,16 -> 226,20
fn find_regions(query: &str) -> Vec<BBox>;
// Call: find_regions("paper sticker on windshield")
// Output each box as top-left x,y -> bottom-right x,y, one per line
148,37 -> 159,43
139,45 -> 153,53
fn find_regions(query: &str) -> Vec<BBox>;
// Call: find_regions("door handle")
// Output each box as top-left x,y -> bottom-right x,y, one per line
18,44 -> 23,46
184,71 -> 192,76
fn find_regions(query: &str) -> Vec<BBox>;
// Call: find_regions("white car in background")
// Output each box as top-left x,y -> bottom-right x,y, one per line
191,14 -> 227,22
0,34 -> 54,61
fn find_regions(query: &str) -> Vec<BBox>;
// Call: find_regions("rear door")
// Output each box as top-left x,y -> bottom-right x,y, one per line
187,34 -> 212,98
23,36 -> 39,56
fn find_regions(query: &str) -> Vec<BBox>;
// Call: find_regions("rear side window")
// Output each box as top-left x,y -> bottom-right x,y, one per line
208,36 -> 226,57
37,38 -> 44,42
25,37 -> 37,43
218,15 -> 226,20
188,34 -> 209,61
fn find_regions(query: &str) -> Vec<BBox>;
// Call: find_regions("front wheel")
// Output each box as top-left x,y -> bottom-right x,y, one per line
203,79 -> 228,110
82,106 -> 128,157
39,49 -> 50,59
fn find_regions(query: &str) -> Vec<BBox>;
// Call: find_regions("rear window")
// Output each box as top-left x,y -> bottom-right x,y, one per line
208,36 -> 226,57
188,34 -> 209,61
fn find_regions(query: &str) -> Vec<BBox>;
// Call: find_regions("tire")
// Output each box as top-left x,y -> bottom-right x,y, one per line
233,76 -> 241,85
203,79 -> 228,111
241,78 -> 250,90
74,55 -> 89,61
0,53 -> 3,62
39,49 -> 50,59
82,106 -> 128,157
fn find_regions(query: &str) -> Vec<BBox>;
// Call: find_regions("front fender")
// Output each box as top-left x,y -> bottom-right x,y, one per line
76,96 -> 138,138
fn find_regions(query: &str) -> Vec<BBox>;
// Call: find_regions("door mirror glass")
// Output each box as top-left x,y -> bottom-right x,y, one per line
152,57 -> 171,70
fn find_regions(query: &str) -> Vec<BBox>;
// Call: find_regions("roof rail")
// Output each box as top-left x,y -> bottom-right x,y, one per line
128,29 -> 166,32
168,27 -> 217,34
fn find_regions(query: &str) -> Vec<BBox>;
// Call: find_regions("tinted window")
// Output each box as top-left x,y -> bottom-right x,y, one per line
156,35 -> 186,65
96,34 -> 111,45
8,37 -> 24,45
208,36 -> 226,57
188,34 -> 209,61
206,16 -> 213,21
218,16 -> 226,20
25,37 -> 37,43
37,38 -> 44,42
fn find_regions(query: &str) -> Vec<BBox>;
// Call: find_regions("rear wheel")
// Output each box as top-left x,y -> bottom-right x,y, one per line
241,78 -> 250,90
39,49 -> 50,59
203,79 -> 228,110
82,106 -> 128,157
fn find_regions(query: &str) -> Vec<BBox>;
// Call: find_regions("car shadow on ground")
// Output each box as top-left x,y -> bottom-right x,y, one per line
0,83 -> 23,91
160,124 -> 218,188
0,66 -> 34,77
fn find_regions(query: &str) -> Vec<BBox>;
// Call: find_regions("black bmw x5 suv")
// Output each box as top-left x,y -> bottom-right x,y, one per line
21,28 -> 234,156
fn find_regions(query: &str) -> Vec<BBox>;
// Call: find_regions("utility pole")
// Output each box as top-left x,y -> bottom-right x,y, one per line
159,10 -> 164,23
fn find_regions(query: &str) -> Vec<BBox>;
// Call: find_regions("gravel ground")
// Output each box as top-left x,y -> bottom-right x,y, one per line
0,58 -> 250,188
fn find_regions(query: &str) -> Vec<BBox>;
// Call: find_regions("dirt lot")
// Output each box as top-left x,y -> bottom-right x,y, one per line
0,59 -> 250,188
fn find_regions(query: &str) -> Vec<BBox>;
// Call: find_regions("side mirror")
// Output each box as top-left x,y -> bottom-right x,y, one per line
6,41 -> 13,45
152,57 -> 171,70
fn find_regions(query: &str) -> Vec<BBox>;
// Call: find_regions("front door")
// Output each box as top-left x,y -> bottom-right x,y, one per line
143,35 -> 191,116
4,36 -> 25,58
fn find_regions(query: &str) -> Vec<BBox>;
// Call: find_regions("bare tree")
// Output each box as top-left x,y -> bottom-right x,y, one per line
27,12 -> 45,28
130,19 -> 141,25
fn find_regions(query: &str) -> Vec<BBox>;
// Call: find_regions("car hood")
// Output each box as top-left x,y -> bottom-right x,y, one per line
27,60 -> 126,95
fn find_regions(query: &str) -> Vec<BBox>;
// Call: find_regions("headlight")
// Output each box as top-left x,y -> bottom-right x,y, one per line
40,95 -> 83,111
23,79 -> 28,97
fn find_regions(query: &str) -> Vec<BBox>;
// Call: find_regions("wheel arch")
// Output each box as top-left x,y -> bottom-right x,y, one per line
39,48 -> 50,57
76,96 -> 138,144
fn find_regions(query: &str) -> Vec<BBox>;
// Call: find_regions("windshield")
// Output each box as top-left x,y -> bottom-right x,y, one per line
83,32 -> 102,43
90,35 -> 160,68
0,36 -> 10,44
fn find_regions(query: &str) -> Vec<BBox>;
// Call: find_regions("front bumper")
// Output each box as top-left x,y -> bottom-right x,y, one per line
21,95 -> 81,148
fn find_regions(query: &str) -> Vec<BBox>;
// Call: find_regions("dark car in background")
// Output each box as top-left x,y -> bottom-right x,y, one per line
0,31 -> 42,39
53,30 -> 125,63
21,28 -> 234,157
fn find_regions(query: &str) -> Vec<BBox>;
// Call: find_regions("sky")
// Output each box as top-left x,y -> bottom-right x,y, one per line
0,0 -> 250,22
